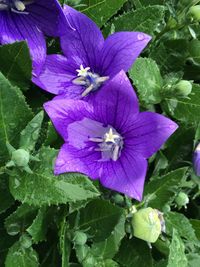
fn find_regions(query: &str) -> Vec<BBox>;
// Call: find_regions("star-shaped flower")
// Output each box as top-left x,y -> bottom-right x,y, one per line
33,5 -> 151,101
44,71 -> 178,200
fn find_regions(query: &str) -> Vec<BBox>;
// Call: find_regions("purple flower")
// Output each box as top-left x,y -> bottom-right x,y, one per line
0,0 -> 67,74
33,5 -> 151,101
44,71 -> 178,200
193,143 -> 200,176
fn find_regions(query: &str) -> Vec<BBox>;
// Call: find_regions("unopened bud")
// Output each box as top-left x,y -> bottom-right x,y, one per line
73,231 -> 87,246
11,149 -> 30,167
131,207 -> 164,243
175,192 -> 189,208
174,80 -> 192,97
189,5 -> 200,21
189,39 -> 200,65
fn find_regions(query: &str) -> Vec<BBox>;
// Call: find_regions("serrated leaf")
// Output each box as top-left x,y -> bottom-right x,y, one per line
167,229 -> 187,267
5,240 -> 39,267
20,111 -> 44,152
162,84 -> 200,124
91,214 -> 126,259
0,42 -> 32,91
0,72 -> 33,163
27,207 -> 49,243
0,175 -> 14,214
144,168 -> 188,209
129,58 -> 163,104
115,237 -> 153,267
80,0 -> 127,27
103,5 -> 165,36
9,147 -> 99,206
71,199 -> 124,242
165,212 -> 198,243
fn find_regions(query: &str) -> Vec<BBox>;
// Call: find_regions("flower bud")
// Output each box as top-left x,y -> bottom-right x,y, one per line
189,39 -> 200,65
175,192 -> 189,208
189,5 -> 200,22
174,80 -> 192,97
193,143 -> 200,176
112,194 -> 124,205
73,231 -> 87,246
11,149 -> 30,167
131,207 -> 163,243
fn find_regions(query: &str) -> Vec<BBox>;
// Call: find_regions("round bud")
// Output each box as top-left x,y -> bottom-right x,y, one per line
189,39 -> 200,65
113,194 -> 124,205
175,192 -> 189,208
174,80 -> 192,97
162,204 -> 171,213
11,149 -> 30,167
73,231 -> 87,246
189,5 -> 200,21
131,207 -> 162,243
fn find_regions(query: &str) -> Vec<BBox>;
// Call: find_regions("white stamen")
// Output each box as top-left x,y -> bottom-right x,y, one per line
73,76 -> 87,86
96,76 -> 109,83
112,145 -> 120,161
104,128 -> 120,143
14,0 -> 26,11
89,137 -> 103,143
81,84 -> 94,97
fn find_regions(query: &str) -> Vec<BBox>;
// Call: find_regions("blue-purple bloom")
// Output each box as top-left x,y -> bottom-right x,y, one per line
44,71 -> 178,200
0,0 -> 67,74
33,5 -> 151,101
193,143 -> 200,176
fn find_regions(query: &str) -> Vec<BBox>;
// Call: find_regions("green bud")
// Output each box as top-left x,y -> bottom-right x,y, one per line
162,204 -> 171,213
189,39 -> 200,65
73,231 -> 87,246
11,149 -> 30,167
174,80 -> 192,97
189,5 -> 200,21
175,192 -> 189,208
132,207 -> 162,243
113,194 -> 124,205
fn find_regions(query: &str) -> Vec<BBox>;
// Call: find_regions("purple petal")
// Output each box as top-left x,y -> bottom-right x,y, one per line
99,32 -> 151,77
27,0 -> 68,36
93,71 -> 139,132
193,144 -> 200,176
60,5 -> 104,70
0,13 -> 46,75
43,99 -> 94,142
100,151 -> 148,201
125,112 -> 178,159
32,55 -> 81,97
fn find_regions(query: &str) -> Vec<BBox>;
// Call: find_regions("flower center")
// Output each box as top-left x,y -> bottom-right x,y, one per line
73,64 -> 109,97
90,128 -> 123,161
0,0 -> 33,13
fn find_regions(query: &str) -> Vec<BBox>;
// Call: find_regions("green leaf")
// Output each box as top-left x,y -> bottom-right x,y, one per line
190,219 -> 200,240
134,0 -> 165,6
20,111 -> 44,152
0,42 -> 32,91
187,253 -> 200,267
129,58 -> 163,104
5,239 -> 39,267
103,5 -> 165,37
0,175 -> 14,214
115,237 -> 153,267
80,0 -> 127,27
0,72 -> 33,163
165,212 -> 198,243
71,199 -> 124,242
144,168 -> 188,209
5,204 -> 38,236
9,147 -> 99,206
167,229 -> 188,267
27,207 -> 49,243
59,220 -> 70,267
90,214 -> 126,259
162,84 -> 200,124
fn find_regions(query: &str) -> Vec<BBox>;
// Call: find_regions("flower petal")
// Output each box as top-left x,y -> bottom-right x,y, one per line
0,13 -> 46,75
100,151 -> 148,201
32,55 -> 81,97
99,32 -> 151,77
27,0 -> 68,36
43,99 -> 94,142
60,5 -> 104,70
125,111 -> 178,158
93,70 -> 139,132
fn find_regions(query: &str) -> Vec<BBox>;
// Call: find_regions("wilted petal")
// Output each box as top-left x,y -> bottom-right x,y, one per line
61,5 -> 104,70
44,99 -> 94,142
100,151 -> 148,201
99,32 -> 151,77
0,13 -> 46,75
93,71 -> 139,132
125,112 -> 178,158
